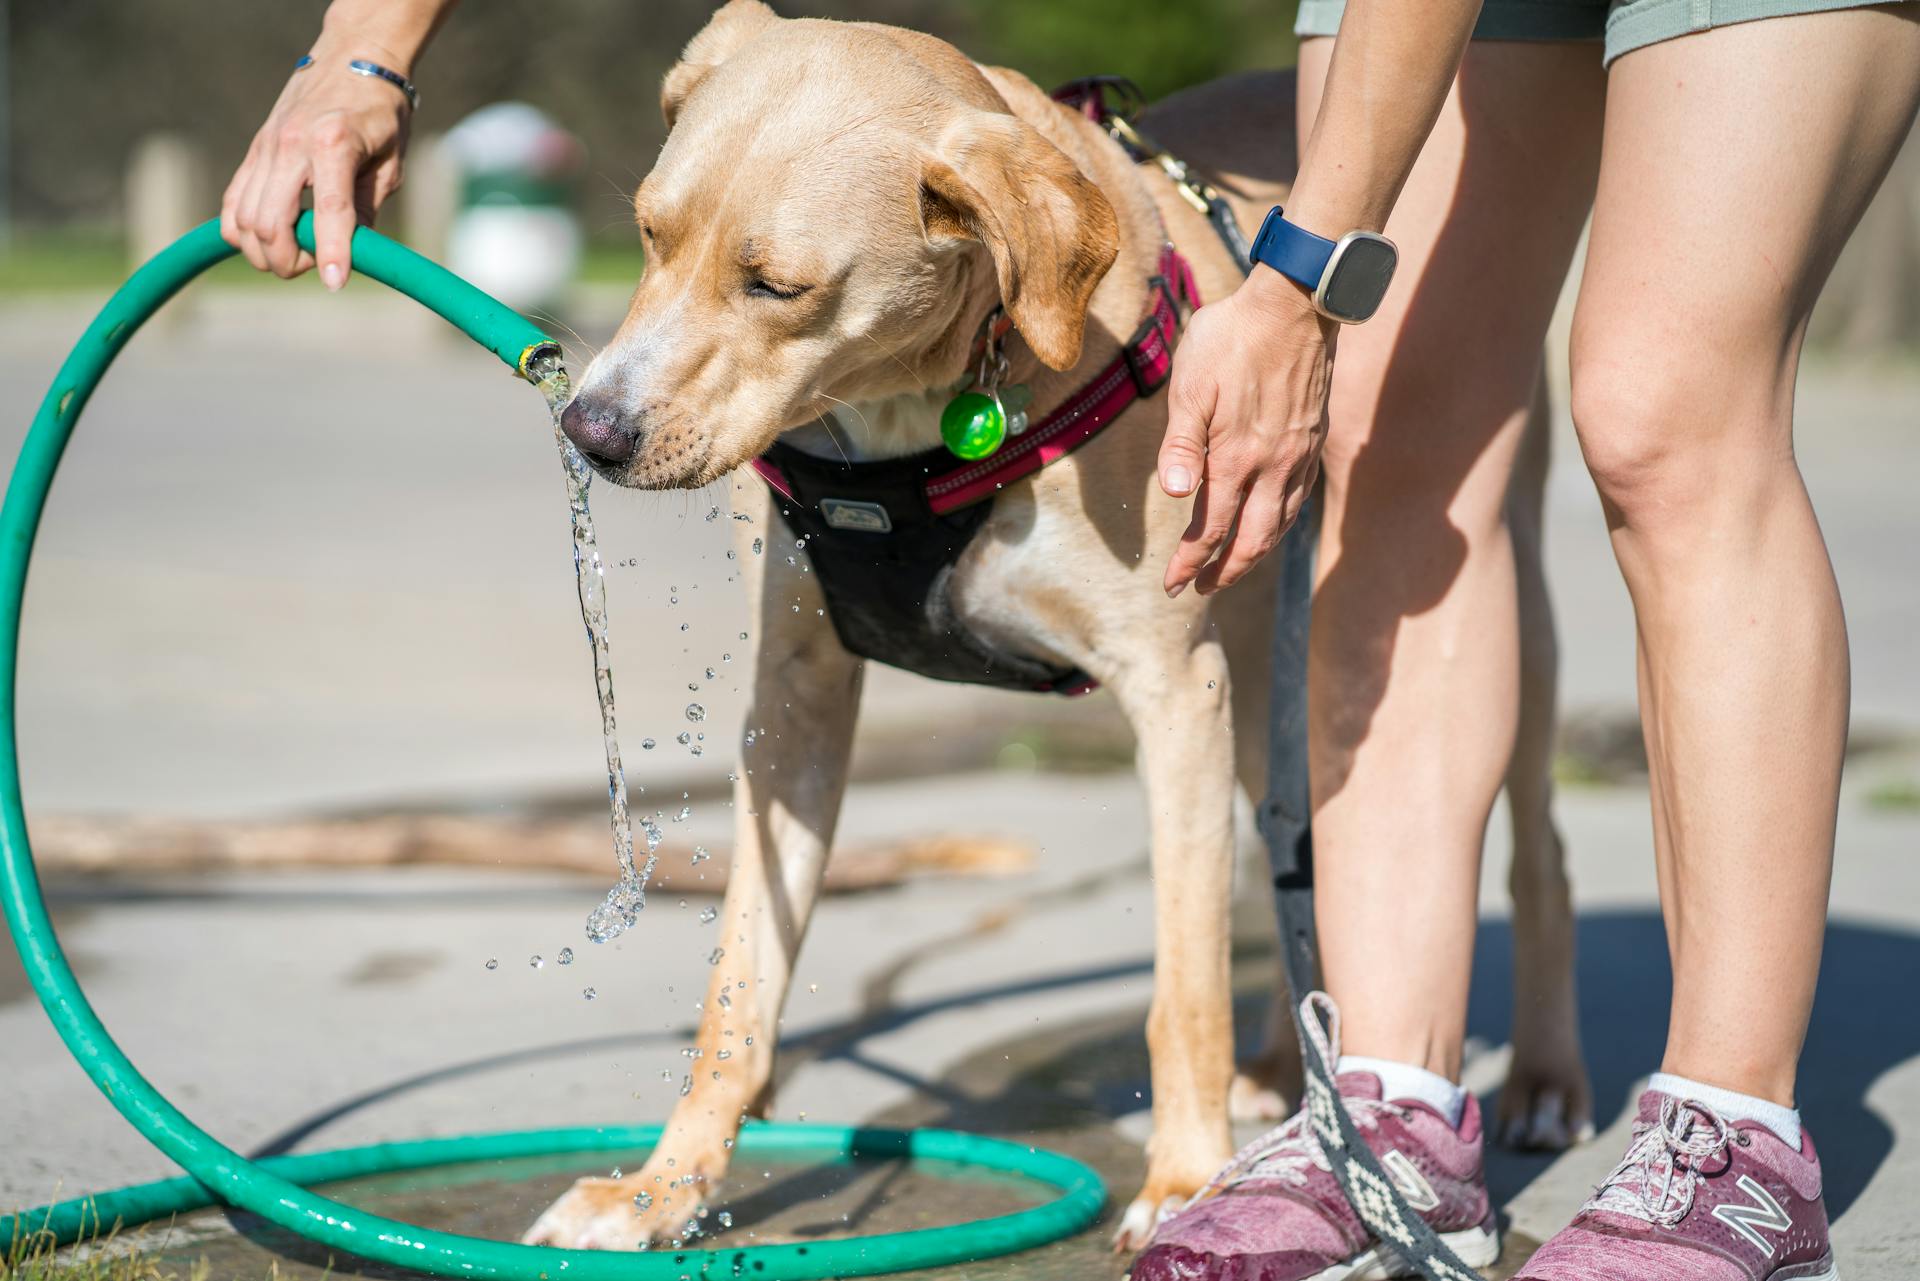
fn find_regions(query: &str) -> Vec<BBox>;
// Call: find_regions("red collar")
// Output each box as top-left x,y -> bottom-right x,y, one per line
754,243 -> 1201,517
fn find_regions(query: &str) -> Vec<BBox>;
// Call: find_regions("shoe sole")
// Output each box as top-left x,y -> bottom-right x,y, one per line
1303,1218 -> 1501,1281
1775,1260 -> 1839,1281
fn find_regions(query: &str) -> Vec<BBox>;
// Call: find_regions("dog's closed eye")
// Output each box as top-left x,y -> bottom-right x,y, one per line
745,278 -> 811,300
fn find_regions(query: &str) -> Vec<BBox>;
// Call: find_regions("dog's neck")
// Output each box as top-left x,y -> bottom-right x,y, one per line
778,66 -> 1166,467
783,384 -> 958,461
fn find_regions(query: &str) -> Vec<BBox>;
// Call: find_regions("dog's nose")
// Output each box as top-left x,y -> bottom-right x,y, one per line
560,395 -> 639,465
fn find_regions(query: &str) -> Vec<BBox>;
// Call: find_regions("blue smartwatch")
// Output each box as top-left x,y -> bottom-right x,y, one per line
1249,207 -> 1398,324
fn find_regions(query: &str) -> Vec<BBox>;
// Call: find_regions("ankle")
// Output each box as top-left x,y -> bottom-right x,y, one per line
1338,1054 -> 1467,1128
1648,1070 -> 1802,1149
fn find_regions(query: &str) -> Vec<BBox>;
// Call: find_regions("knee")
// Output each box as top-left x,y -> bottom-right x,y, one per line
1567,336 -> 1784,532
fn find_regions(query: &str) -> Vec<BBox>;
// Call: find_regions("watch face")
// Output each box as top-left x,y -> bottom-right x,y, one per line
1318,234 -> 1398,323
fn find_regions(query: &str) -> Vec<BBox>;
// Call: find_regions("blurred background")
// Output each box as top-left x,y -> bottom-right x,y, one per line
3,4 -> 1919,1278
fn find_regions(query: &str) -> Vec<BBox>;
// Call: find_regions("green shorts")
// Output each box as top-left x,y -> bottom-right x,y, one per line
1294,0 -> 1904,66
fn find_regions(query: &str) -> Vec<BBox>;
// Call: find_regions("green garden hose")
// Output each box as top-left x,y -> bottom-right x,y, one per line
0,215 -> 1106,1277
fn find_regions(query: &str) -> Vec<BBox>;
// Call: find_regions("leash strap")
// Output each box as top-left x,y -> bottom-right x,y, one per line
1053,76 -> 1255,275
1261,507 -> 1490,1281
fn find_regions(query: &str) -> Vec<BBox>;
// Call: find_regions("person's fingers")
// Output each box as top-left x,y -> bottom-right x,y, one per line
229,138 -> 275,272
252,152 -> 315,278
310,135 -> 362,291
1195,475 -> 1286,596
220,138 -> 261,257
368,152 -> 405,216
1164,475 -> 1246,599
1158,360 -> 1216,499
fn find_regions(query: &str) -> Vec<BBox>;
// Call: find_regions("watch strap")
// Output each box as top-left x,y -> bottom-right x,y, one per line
1250,208 -> 1336,294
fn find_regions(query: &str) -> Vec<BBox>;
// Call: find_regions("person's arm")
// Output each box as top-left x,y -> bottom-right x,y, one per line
1157,1 -> 1483,597
221,0 -> 459,288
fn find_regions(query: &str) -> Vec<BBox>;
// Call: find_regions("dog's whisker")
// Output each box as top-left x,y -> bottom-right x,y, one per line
810,395 -> 862,468
860,334 -> 926,391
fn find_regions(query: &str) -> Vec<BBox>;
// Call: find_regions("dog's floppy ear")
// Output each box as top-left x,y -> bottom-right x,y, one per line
920,113 -> 1120,371
661,0 -> 780,129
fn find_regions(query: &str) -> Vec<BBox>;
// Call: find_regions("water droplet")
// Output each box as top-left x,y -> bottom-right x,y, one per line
704,667 -> 716,679
739,631 -> 749,640
722,653 -> 732,663
723,1138 -> 735,1150
785,555 -> 797,566
716,1049 -> 732,1060
530,954 -> 544,969
691,846 -> 712,864
743,730 -> 756,745
732,512 -> 751,522
700,906 -> 718,924
677,731 -> 691,746
558,947 -> 575,965
642,738 -> 656,750
484,957 -> 498,971
679,1075 -> 692,1096
751,538 -> 763,555
709,948 -> 726,964
808,983 -> 819,993
705,506 -> 720,522
583,987 -> 597,1001
686,703 -> 707,722
1207,679 -> 1217,689
680,622 -> 690,632
718,1211 -> 734,1229
635,1191 -> 654,1210
726,549 -> 737,560
744,1036 -> 755,1046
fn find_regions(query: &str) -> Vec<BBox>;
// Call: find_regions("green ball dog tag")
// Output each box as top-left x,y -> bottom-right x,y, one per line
941,390 -> 1007,460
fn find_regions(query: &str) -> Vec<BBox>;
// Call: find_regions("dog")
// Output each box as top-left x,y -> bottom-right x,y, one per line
525,0 -> 1589,1252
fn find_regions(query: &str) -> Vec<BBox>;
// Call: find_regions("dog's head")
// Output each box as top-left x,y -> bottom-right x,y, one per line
559,0 -> 1120,487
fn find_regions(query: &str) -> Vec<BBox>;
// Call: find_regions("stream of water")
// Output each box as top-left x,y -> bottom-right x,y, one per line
532,356 -> 660,944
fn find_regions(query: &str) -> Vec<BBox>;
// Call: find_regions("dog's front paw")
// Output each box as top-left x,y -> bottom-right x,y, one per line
1113,1188 -> 1189,1254
523,1174 -> 710,1250
1496,1049 -> 1594,1151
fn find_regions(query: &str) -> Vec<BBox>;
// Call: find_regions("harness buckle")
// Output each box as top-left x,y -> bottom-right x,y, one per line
1122,276 -> 1181,397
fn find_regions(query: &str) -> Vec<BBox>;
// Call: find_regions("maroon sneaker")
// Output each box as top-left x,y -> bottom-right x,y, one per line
1516,1089 -> 1837,1280
1129,1071 -> 1498,1281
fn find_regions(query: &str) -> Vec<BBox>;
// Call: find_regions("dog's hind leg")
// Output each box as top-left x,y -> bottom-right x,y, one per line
1494,376 -> 1593,1151
525,481 -> 865,1251
1107,630 -> 1240,1251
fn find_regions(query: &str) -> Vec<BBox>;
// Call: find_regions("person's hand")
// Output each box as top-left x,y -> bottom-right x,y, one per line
221,42 -> 412,288
1158,266 -> 1338,597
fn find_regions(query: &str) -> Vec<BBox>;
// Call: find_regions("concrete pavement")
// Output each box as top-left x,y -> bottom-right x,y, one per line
2,289 -> 1919,1275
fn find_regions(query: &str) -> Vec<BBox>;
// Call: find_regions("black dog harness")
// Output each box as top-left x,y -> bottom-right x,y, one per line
752,243 -> 1200,694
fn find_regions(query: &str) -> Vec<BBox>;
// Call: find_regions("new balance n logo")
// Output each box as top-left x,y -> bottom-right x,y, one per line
1712,1175 -> 1791,1256
1381,1149 -> 1442,1213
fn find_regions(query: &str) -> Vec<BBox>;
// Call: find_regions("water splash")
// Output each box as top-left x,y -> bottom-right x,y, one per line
532,356 -> 653,945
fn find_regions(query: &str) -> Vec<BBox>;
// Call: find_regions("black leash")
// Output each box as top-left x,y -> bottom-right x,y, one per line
1058,76 -> 1494,1274
1261,509 -> 1489,1281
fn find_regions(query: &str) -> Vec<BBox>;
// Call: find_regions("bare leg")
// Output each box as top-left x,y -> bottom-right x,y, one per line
525,483 -> 864,1249
1497,378 -> 1593,1149
1301,38 -> 1604,1077
1570,5 -> 1920,1106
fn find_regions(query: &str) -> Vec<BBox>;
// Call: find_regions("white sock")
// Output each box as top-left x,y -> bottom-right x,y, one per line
1649,1071 -> 1802,1149
1338,1054 -> 1467,1128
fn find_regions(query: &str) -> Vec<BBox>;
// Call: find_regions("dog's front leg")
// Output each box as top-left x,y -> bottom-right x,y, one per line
526,490 -> 863,1251
1109,637 -> 1239,1251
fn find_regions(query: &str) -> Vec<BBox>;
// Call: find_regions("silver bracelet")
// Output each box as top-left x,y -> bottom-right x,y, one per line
292,53 -> 419,111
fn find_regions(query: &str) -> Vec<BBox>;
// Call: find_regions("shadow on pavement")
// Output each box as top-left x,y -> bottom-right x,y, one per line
101,908 -> 1917,1280
1470,910 -> 1915,1219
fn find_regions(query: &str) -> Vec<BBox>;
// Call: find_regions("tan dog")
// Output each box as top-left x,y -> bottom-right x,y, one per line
525,1 -> 1589,1252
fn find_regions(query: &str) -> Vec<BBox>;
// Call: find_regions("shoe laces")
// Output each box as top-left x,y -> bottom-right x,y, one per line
1182,993 -> 1410,1203
1586,1095 -> 1735,1227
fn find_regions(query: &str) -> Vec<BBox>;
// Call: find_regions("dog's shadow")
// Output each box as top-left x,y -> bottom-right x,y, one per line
1468,910 -> 1909,1218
